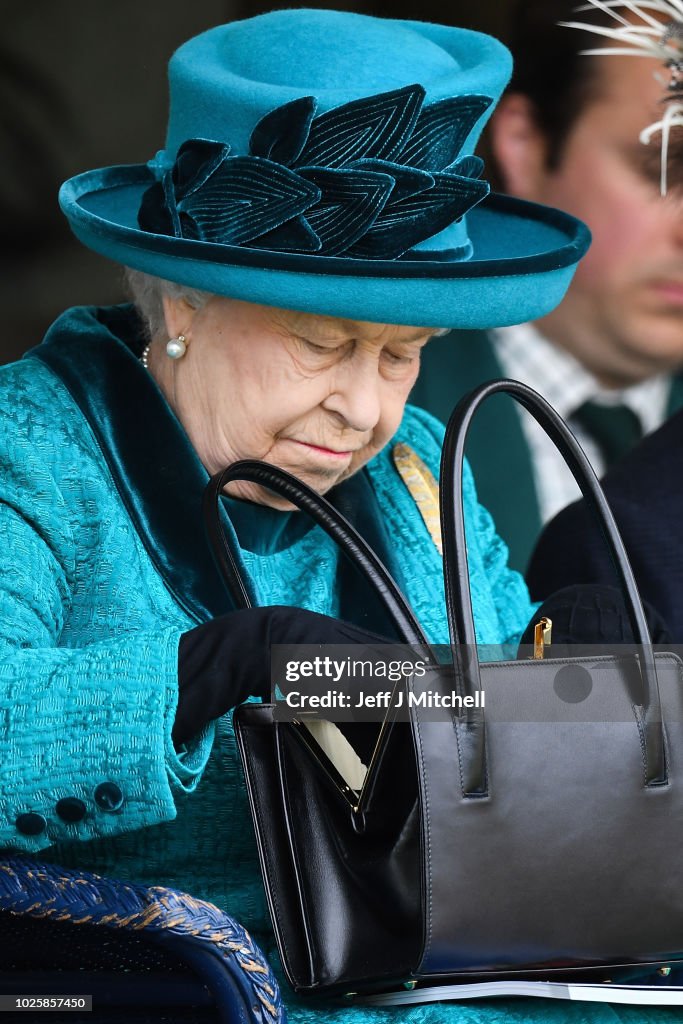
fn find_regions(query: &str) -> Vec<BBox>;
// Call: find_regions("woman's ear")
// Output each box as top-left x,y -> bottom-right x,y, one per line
488,93 -> 550,201
161,292 -> 198,341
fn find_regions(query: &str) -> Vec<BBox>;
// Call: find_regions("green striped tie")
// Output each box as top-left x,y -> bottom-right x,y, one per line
573,400 -> 643,469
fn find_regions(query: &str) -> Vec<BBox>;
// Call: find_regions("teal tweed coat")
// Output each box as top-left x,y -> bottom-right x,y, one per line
0,307 -> 660,1024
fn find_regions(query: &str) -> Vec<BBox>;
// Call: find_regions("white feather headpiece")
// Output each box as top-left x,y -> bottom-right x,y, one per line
561,1 -> 683,193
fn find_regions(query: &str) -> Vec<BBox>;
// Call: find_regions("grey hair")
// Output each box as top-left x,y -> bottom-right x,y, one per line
124,268 -> 211,339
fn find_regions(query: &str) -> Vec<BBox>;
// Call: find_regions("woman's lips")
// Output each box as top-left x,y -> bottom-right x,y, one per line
651,281 -> 683,305
288,439 -> 355,459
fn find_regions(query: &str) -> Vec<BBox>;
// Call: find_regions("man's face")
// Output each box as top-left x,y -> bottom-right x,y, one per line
502,53 -> 683,387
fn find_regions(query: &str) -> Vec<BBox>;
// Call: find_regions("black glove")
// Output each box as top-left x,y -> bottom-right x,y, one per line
518,584 -> 671,651
173,606 -> 391,747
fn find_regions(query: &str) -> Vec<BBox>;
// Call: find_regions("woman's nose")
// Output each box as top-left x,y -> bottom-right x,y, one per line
321,360 -> 382,432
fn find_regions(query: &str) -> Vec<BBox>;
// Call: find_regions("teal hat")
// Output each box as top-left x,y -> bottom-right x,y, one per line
59,9 -> 590,328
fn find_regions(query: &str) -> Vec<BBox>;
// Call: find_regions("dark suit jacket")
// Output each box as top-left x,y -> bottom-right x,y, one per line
526,408 -> 683,640
411,330 -> 541,573
412,330 -> 683,575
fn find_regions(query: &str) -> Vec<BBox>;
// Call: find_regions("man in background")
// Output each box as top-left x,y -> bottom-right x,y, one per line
411,0 -> 683,573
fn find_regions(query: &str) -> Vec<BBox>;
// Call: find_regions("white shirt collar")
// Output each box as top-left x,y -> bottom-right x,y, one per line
490,323 -> 670,434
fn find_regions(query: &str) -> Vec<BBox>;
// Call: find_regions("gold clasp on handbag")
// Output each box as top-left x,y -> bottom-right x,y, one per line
533,617 -> 552,660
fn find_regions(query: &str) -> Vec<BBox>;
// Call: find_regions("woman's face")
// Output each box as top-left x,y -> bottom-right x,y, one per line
159,295 -> 436,508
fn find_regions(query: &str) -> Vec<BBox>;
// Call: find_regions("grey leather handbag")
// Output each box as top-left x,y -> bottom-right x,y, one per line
205,379 -> 683,997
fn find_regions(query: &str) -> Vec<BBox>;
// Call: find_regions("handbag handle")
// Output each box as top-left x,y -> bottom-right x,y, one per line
440,378 -> 667,792
202,459 -> 431,649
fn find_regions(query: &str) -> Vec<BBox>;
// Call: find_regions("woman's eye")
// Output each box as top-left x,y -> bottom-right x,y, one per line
383,350 -> 415,365
302,338 -> 336,355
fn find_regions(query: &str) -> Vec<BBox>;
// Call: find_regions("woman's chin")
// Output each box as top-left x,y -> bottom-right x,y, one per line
223,470 -> 350,510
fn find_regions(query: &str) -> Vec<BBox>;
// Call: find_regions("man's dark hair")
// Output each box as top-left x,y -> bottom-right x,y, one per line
505,0 -> 615,168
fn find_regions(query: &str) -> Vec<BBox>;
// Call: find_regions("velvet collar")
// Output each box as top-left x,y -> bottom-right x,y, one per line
28,305 -> 405,635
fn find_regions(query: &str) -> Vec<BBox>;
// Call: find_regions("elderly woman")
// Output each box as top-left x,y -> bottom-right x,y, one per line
0,8 -> 598,1022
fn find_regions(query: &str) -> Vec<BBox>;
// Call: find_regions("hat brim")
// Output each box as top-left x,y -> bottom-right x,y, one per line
60,164 -> 590,329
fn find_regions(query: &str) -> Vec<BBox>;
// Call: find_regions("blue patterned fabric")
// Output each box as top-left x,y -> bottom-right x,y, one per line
1,307 -> 672,1022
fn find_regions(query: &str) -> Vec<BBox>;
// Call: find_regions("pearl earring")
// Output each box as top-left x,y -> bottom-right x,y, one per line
166,334 -> 188,360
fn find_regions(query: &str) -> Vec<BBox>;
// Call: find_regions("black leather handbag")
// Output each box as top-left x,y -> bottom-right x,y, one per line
204,380 -> 683,997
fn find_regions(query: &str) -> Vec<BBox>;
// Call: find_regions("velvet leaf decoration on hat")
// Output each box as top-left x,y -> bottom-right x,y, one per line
296,85 -> 425,168
181,156 -> 320,244
397,95 -> 491,170
138,84 -> 492,259
297,167 -> 395,254
450,155 -> 485,179
249,215 -> 322,253
347,171 -> 489,259
249,97 -> 317,166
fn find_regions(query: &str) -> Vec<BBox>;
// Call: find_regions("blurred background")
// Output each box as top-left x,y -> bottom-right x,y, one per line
1,0 -> 510,363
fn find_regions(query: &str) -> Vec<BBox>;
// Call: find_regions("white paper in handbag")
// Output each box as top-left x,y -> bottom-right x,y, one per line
351,979 -> 683,1007
302,720 -> 367,791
